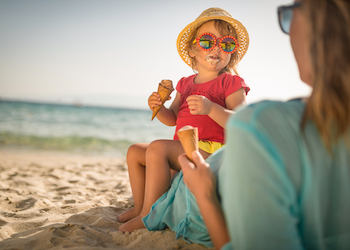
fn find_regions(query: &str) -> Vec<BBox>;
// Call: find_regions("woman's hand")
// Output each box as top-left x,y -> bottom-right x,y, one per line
179,151 -> 217,200
186,95 -> 213,115
179,151 -> 230,249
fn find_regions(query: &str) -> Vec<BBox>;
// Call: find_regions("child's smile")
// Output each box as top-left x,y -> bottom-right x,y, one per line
205,54 -> 221,65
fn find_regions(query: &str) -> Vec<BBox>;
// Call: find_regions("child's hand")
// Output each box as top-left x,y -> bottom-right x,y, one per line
186,95 -> 212,115
148,92 -> 162,110
148,92 -> 171,110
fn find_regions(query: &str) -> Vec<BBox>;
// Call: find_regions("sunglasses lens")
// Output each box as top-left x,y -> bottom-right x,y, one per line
280,8 -> 293,34
220,37 -> 236,53
199,34 -> 215,50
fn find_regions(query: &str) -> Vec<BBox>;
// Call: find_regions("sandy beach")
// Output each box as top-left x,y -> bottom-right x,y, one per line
0,148 -> 211,250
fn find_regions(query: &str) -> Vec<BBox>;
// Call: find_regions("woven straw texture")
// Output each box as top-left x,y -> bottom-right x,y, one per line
177,7 -> 249,68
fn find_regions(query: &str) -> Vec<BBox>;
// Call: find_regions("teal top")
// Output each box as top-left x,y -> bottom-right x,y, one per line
220,99 -> 350,249
143,99 -> 350,249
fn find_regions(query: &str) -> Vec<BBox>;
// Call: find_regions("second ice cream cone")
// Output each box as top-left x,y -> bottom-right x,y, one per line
151,79 -> 174,120
177,125 -> 198,162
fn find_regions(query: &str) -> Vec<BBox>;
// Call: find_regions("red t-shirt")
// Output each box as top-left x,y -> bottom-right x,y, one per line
173,73 -> 250,144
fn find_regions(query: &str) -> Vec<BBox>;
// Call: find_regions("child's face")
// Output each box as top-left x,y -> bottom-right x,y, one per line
190,21 -> 231,74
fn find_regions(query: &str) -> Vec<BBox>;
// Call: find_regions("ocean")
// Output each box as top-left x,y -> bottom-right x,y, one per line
0,100 -> 175,157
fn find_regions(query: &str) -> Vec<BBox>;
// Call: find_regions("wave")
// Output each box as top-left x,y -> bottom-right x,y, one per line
0,132 -> 133,156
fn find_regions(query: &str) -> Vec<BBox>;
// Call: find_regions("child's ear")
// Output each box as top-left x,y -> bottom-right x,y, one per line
189,49 -> 196,58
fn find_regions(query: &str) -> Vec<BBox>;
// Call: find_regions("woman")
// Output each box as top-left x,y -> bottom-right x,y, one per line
180,0 -> 350,249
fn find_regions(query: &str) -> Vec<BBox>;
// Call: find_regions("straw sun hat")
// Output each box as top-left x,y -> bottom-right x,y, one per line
177,7 -> 250,68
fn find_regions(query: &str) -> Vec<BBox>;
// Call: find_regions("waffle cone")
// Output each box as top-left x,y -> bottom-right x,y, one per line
151,80 -> 174,120
177,126 -> 198,162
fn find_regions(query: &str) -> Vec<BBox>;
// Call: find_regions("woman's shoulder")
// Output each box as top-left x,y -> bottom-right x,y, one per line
226,99 -> 307,190
229,98 -> 306,131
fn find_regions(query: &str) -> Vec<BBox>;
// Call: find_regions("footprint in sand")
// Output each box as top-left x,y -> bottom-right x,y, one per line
1,197 -> 37,212
116,164 -> 127,171
65,206 -> 122,229
49,224 -> 102,247
63,200 -> 76,204
10,218 -> 49,233
0,218 -> 7,226
68,180 -> 79,184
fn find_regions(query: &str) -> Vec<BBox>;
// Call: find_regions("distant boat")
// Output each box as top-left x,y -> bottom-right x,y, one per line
72,100 -> 84,108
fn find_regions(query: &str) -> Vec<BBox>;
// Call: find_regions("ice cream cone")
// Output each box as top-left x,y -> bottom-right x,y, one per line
151,80 -> 174,120
177,125 -> 198,162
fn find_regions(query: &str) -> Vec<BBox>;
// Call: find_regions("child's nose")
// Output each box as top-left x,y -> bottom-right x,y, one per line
214,39 -> 221,49
213,42 -> 220,50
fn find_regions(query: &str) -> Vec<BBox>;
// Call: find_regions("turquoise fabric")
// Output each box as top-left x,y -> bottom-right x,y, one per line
142,147 -> 224,247
220,99 -> 350,249
143,99 -> 350,249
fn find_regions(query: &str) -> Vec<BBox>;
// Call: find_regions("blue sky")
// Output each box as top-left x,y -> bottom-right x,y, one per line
0,0 -> 311,109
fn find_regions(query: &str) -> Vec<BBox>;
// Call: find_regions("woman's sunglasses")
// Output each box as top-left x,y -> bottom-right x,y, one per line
278,2 -> 302,34
193,33 -> 239,54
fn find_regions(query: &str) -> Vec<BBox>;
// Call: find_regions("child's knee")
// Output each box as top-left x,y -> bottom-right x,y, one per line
127,144 -> 144,160
127,144 -> 137,155
147,140 -> 165,155
146,140 -> 167,156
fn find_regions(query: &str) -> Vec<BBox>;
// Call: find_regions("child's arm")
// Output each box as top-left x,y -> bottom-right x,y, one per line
186,87 -> 246,128
148,92 -> 181,126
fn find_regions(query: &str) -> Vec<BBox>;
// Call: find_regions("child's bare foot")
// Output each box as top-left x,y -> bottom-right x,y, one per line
117,207 -> 140,223
118,215 -> 145,232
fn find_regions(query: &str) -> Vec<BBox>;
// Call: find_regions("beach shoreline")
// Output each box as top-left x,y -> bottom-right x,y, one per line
0,148 -> 210,249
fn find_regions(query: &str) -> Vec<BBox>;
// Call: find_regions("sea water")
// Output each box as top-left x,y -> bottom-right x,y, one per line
0,100 -> 174,157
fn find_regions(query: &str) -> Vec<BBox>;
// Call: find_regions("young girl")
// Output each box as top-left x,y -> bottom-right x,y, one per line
118,7 -> 250,232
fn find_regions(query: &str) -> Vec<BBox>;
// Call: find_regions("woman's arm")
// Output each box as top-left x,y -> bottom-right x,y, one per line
179,151 -> 230,249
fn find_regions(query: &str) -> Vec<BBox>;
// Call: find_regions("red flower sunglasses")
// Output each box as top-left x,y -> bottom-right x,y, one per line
193,33 -> 239,54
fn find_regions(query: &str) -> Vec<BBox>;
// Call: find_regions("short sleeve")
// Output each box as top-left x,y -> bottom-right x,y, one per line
224,75 -> 250,99
175,77 -> 188,95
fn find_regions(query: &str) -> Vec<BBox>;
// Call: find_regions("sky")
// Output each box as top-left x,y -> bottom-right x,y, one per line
0,0 -> 311,110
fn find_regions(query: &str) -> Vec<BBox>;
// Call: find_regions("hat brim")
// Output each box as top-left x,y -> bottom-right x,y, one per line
177,15 -> 249,68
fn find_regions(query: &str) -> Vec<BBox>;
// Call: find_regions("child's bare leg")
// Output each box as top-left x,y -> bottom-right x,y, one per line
119,140 -> 185,232
171,169 -> 179,179
117,143 -> 148,223
142,140 -> 185,215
